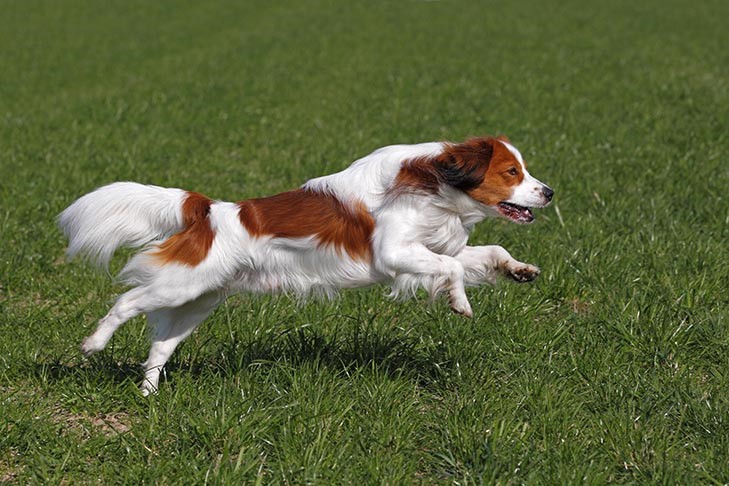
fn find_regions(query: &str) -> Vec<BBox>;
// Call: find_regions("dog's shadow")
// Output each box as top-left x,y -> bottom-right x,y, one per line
31,358 -> 143,392
34,316 -> 456,392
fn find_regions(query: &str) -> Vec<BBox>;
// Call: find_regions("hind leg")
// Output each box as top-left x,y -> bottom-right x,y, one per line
81,286 -> 150,355
81,279 -> 214,356
140,292 -> 222,396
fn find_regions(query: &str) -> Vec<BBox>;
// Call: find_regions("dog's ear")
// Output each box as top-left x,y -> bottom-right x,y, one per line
496,134 -> 510,143
435,137 -> 494,191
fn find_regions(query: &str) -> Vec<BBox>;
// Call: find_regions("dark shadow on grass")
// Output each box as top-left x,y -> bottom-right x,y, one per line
31,357 -> 143,389
32,313 -> 459,390
168,312 -> 458,388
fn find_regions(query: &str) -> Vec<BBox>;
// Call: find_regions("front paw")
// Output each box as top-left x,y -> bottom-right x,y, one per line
80,335 -> 105,356
448,292 -> 473,318
507,263 -> 540,283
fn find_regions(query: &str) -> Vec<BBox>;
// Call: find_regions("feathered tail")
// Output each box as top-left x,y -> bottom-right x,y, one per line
58,182 -> 189,268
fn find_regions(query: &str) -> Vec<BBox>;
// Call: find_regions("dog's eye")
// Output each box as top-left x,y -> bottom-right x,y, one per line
507,167 -> 518,176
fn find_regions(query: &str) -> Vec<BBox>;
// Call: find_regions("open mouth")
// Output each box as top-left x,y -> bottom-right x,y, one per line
497,202 -> 535,224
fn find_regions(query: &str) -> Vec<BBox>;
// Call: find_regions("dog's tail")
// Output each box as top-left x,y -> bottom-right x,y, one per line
58,182 -> 196,268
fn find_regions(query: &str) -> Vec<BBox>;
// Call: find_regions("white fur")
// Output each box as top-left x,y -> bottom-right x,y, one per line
500,140 -> 525,164
303,142 -> 444,207
499,140 -> 552,208
59,140 -> 549,395
58,182 -> 187,267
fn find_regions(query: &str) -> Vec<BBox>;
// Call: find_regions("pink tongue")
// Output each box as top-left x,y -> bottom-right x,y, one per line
498,203 -> 534,223
519,208 -> 535,222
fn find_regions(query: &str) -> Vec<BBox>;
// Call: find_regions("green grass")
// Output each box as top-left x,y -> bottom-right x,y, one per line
1,0 -> 728,482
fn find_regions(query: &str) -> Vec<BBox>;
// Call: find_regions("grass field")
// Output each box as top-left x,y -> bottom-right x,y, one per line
1,0 -> 728,482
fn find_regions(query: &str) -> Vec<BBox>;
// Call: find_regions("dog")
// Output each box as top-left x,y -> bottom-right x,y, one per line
59,135 -> 553,395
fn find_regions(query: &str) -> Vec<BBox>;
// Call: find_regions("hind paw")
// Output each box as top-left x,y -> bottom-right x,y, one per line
448,292 -> 473,318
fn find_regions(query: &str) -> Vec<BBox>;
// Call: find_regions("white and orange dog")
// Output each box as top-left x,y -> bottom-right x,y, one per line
59,136 -> 553,395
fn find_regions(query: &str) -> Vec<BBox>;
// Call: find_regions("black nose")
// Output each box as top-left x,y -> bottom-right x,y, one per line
542,186 -> 554,201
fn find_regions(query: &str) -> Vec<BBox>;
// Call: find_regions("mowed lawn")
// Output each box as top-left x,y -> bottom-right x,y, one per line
1,0 -> 728,482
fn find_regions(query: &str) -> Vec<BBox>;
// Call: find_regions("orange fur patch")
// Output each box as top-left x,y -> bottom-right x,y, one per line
466,139 -> 524,205
238,189 -> 374,262
154,192 -> 214,266
391,157 -> 442,194
392,137 -> 494,195
392,136 -> 524,206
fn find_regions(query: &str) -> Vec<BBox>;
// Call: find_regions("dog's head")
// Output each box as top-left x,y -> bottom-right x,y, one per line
434,136 -> 553,223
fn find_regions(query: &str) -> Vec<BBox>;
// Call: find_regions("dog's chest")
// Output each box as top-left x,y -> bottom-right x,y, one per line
420,214 -> 470,256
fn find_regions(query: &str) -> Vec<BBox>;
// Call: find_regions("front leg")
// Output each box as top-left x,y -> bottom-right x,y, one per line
377,243 -> 473,317
455,245 -> 540,286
